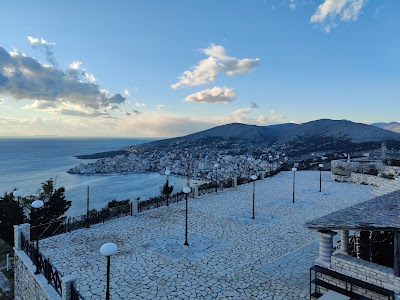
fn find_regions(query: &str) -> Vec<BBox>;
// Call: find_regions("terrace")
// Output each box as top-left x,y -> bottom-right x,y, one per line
15,171 -> 374,299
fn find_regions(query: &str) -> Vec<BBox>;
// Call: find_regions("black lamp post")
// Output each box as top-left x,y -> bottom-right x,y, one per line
100,242 -> 118,300
86,183 -> 90,228
251,175 -> 257,219
319,163 -> 324,192
31,200 -> 44,275
214,163 -> 219,192
165,170 -> 171,206
13,190 -> 23,226
291,167 -> 297,203
183,187 -> 191,246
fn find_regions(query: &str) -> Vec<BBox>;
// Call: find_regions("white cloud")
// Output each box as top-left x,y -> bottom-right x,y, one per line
0,99 -> 4,105
123,89 -> 130,96
0,45 -> 126,117
289,0 -> 297,10
134,102 -> 146,107
171,44 -> 260,89
310,0 -> 365,31
224,107 -> 286,125
69,61 -> 82,70
27,35 -> 56,66
156,104 -> 166,109
184,86 -> 235,104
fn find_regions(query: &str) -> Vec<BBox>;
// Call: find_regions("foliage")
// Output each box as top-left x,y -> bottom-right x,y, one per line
0,192 -> 28,245
30,178 -> 72,226
161,179 -> 173,197
102,199 -> 130,210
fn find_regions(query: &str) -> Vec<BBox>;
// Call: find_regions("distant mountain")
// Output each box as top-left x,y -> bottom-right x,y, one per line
278,119 -> 400,144
80,119 -> 400,160
371,122 -> 400,133
184,122 -> 297,143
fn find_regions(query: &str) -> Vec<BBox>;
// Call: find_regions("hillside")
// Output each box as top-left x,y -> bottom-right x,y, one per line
371,122 -> 400,133
278,119 -> 400,144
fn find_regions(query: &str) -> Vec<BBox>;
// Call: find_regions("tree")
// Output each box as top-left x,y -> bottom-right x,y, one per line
30,178 -> 72,225
162,179 -> 173,206
0,192 -> 28,245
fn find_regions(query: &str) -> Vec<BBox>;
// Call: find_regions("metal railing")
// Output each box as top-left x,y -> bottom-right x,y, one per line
71,284 -> 85,300
30,202 -> 132,240
21,233 -> 63,295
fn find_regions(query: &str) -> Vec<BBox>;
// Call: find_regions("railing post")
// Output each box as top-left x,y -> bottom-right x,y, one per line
14,223 -> 31,251
232,177 -> 237,188
130,201 -> 133,216
61,274 -> 78,300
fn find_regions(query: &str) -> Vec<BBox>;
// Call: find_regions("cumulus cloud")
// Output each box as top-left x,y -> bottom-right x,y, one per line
289,0 -> 297,10
310,0 -> 365,32
0,45 -> 126,117
134,102 -> 146,107
184,86 -> 235,104
225,107 -> 286,125
123,89 -> 130,96
171,44 -> 260,89
0,99 -> 4,105
27,35 -> 56,66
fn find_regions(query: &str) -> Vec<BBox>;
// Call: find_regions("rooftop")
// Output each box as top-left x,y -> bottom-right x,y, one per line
40,171 -> 373,299
305,190 -> 400,231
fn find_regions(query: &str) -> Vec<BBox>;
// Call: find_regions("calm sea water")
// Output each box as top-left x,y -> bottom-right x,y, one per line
0,138 -> 186,216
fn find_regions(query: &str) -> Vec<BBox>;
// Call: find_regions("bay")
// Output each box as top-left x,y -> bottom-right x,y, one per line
0,138 -> 186,216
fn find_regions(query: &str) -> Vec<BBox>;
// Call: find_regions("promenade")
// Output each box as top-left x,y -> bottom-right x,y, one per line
40,171 -> 373,299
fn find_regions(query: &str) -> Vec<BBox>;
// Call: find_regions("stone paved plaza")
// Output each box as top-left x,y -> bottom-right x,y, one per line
40,171 -> 373,299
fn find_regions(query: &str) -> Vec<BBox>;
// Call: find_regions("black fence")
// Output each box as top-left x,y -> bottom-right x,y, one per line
21,233 -> 63,295
138,168 -> 285,212
138,191 -> 193,212
30,203 -> 132,240
71,284 -> 85,300
21,233 -> 86,299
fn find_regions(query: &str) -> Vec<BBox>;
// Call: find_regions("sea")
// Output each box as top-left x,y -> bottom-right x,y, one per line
0,138 -> 186,216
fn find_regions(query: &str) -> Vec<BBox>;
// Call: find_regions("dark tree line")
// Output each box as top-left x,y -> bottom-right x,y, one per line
0,178 -> 71,245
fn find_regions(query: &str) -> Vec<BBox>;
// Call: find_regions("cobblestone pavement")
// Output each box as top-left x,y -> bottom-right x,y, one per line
41,171 -> 373,299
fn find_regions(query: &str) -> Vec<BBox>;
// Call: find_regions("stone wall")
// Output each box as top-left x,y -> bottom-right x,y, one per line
350,172 -> 388,186
331,159 -> 400,178
13,224 -> 78,300
328,253 -> 400,298
14,250 -> 61,300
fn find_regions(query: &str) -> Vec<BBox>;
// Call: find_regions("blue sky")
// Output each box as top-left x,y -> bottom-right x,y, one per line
0,0 -> 399,137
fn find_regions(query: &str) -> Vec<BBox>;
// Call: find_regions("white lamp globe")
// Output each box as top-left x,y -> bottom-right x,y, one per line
291,167 -> 297,172
13,190 -> 24,198
319,164 -> 324,168
165,170 -> 171,176
214,163 -> 219,168
31,200 -> 44,209
251,175 -> 257,181
183,187 -> 191,194
100,242 -> 118,257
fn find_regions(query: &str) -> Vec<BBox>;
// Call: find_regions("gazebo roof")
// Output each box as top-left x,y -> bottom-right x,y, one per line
305,190 -> 400,231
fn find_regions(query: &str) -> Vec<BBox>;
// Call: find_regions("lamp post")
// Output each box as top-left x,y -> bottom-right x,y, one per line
251,175 -> 257,219
31,200 -> 44,275
319,164 -> 324,192
86,182 -> 91,228
183,187 -> 191,246
100,242 -> 118,300
13,190 -> 23,226
214,163 -> 219,192
291,167 -> 297,203
165,170 -> 171,206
